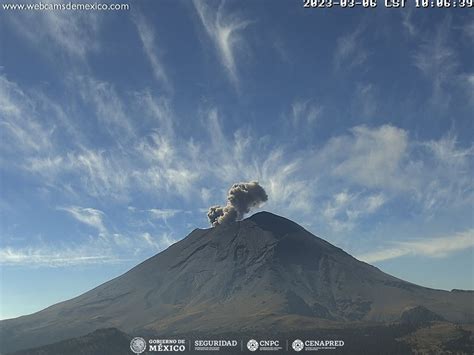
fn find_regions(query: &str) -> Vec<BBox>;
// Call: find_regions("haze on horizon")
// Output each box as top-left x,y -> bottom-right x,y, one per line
0,2 -> 473,320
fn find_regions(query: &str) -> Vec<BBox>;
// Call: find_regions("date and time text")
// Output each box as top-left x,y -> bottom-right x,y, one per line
303,0 -> 472,8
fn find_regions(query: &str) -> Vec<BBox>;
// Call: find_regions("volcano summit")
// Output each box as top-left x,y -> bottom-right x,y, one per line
1,212 -> 473,354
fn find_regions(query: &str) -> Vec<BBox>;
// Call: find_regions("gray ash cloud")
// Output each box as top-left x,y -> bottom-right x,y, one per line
207,181 -> 268,226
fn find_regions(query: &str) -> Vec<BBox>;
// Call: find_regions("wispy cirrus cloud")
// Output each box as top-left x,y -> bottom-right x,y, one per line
413,17 -> 457,106
464,19 -> 474,42
461,73 -> 474,104
323,191 -> 385,232
2,73 -> 472,239
353,83 -> 377,118
75,77 -> 136,142
133,13 -> 171,90
315,125 -> 473,213
58,206 -> 107,233
134,130 -> 200,197
193,0 -> 251,86
0,247 -> 122,267
290,99 -> 322,128
141,232 -> 176,251
0,76 -> 54,155
148,209 -> 182,220
67,148 -> 130,199
0,230 -> 174,267
418,134 -> 474,212
334,24 -> 369,71
357,229 -> 474,263
401,9 -> 416,37
6,78 -> 196,202
321,124 -> 410,191
6,10 -> 99,60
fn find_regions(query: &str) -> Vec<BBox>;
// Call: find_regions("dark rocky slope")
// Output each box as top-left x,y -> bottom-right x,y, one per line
1,212 -> 472,353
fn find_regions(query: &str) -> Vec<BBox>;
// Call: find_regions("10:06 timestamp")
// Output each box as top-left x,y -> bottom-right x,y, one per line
415,0 -> 472,6
303,0 -> 472,7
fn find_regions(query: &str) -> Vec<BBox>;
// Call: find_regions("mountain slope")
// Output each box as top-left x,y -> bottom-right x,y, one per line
1,212 -> 472,353
10,328 -> 131,355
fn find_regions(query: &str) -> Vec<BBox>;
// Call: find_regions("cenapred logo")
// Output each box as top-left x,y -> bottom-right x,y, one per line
247,339 -> 259,351
294,339 -> 345,351
130,337 -> 147,354
292,339 -> 304,352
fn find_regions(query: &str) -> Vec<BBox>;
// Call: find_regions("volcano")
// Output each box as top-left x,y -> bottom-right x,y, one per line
1,212 -> 473,353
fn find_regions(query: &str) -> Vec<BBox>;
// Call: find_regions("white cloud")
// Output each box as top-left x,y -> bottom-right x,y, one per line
365,194 -> 386,213
0,77 -> 85,205
324,125 -> 410,190
137,132 -> 175,165
461,73 -> 474,104
148,209 -> 181,220
1,76 -> 198,202
357,229 -> 474,263
24,156 -> 64,178
418,134 -> 474,211
260,150 -> 311,213
464,20 -> 474,42
423,133 -> 473,168
291,99 -> 322,127
413,17 -> 457,106
0,247 -> 121,267
193,0 -> 251,86
323,191 -> 386,232
0,76 -> 53,155
134,132 -> 200,197
7,11 -> 99,60
0,230 -> 177,267
310,125 -> 473,225
401,10 -> 416,37
67,148 -> 130,199
76,77 -> 135,142
200,188 -> 212,204
141,232 -> 176,251
183,117 -> 472,228
334,25 -> 368,70
59,206 -> 106,233
138,92 -> 175,139
353,83 -> 377,118
2,73 -> 472,235
134,13 -> 171,90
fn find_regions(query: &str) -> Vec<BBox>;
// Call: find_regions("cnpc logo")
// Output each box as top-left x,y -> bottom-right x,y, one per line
247,339 -> 281,351
247,339 -> 259,351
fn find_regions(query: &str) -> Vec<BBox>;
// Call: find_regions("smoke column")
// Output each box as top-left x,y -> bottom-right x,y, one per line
207,181 -> 268,226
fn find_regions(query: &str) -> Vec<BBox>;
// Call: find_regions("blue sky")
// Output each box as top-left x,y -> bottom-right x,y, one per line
0,1 -> 473,320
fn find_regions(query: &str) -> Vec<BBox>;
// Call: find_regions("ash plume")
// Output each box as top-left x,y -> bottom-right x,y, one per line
207,181 -> 268,226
